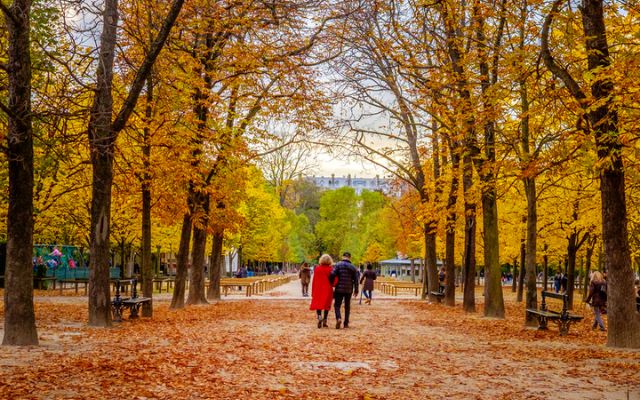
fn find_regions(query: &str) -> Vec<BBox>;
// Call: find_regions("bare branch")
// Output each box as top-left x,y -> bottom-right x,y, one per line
112,0 -> 185,133
540,0 -> 587,104
0,1 -> 17,25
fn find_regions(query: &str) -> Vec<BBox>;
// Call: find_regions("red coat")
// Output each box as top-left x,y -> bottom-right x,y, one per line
310,264 -> 335,311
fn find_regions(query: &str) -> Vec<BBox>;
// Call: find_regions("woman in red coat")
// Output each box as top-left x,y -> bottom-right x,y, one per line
310,254 -> 335,328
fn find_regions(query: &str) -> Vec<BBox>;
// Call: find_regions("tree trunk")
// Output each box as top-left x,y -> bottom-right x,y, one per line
482,190 -> 505,318
444,152 -> 460,306
141,75 -> 154,318
543,0 -> 640,348
517,238 -> 525,302
462,154 -> 476,313
2,0 -> 39,345
512,260 -> 518,293
186,194 -> 209,305
423,226 -> 438,301
583,237 -> 596,300
410,259 -> 416,283
524,178 -> 538,326
170,213 -> 191,309
85,0 -> 184,326
566,238 -> 577,310
582,0 -> 640,347
543,244 -> 549,291
207,231 -> 224,300
87,0 -> 119,327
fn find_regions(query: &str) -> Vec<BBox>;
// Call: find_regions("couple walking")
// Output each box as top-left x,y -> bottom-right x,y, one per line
309,252 -> 373,329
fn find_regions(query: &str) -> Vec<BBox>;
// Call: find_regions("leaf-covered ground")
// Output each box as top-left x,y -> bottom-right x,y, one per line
1,284 -> 639,399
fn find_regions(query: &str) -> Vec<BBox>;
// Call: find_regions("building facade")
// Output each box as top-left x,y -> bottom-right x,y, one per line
308,174 -> 393,195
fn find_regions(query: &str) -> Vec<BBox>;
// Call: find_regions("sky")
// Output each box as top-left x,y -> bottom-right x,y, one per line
312,151 -> 388,179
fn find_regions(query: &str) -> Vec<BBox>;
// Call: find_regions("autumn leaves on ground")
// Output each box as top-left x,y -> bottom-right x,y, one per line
1,282 -> 639,400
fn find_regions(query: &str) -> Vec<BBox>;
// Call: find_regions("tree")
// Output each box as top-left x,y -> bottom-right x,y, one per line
87,0 -> 185,326
542,0 -> 640,347
332,2 -> 441,300
315,187 -> 358,257
1,0 -> 38,345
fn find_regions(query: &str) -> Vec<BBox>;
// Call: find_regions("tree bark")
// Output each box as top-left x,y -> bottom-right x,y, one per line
2,0 -> 39,345
583,236 -> 596,300
524,178 -> 538,326
170,213 -> 191,309
543,244 -> 549,291
462,154 -> 476,313
512,259 -> 518,293
476,1 -> 506,319
582,0 -> 640,348
517,238 -> 525,302
141,75 -> 154,318
543,0 -> 640,348
423,226 -> 438,301
482,190 -> 505,318
444,152 -> 460,306
410,259 -> 416,283
566,236 -> 577,309
186,195 -> 209,305
87,0 -> 185,326
87,0 -> 119,327
207,231 -> 224,300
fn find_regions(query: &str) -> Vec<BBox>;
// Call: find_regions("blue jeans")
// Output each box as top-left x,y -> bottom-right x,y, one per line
593,306 -> 605,329
363,290 -> 372,299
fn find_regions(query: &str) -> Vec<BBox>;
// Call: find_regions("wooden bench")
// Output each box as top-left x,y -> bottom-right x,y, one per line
430,286 -> 445,303
153,277 -> 170,293
111,279 -> 151,322
526,291 -> 584,336
33,276 -> 57,290
390,282 -> 423,296
59,278 -> 88,295
220,280 -> 253,297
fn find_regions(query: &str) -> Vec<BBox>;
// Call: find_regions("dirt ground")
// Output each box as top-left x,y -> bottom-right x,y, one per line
1,281 -> 639,399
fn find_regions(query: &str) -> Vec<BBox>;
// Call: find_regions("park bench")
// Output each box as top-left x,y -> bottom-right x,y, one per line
429,286 -> 445,303
153,277 -> 170,293
220,278 -> 254,297
34,276 -> 57,290
389,282 -> 423,296
526,291 -> 583,336
59,278 -> 89,295
111,279 -> 151,322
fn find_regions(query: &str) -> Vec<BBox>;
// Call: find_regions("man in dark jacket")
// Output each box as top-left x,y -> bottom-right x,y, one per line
329,252 -> 359,329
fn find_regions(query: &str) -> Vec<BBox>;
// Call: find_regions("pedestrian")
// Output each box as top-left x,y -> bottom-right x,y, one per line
560,272 -> 568,293
553,270 -> 562,293
329,252 -> 359,329
299,262 -> 311,297
360,263 -> 377,304
310,255 -> 335,328
438,266 -> 446,292
585,271 -> 607,331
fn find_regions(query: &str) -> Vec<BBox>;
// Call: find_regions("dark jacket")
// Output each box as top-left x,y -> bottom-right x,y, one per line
329,259 -> 359,294
586,281 -> 607,307
360,270 -> 377,291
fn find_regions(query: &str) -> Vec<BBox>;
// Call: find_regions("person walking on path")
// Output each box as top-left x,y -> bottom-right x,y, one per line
585,271 -> 607,331
329,252 -> 359,329
360,263 -> 377,304
299,262 -> 311,297
553,270 -> 562,293
310,255 -> 335,328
